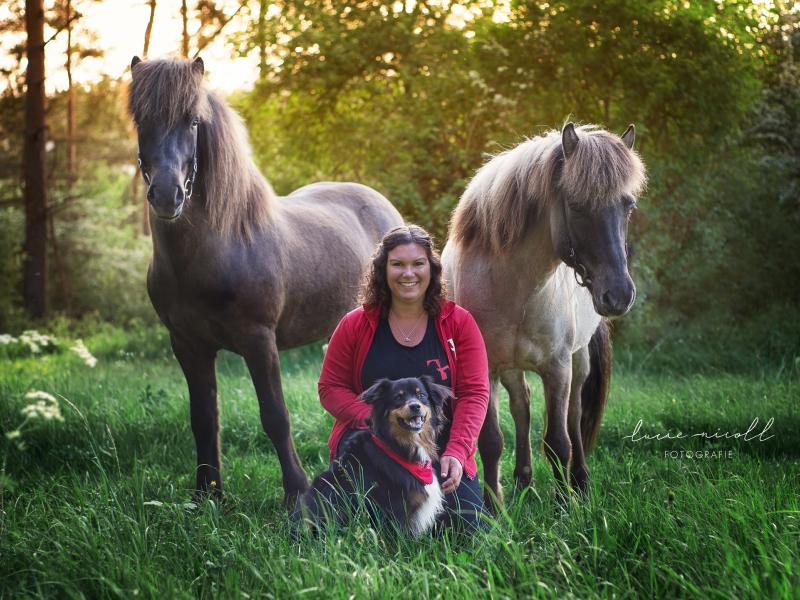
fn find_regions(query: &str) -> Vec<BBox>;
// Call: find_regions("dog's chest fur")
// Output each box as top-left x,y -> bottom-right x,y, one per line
403,446 -> 444,535
409,477 -> 444,535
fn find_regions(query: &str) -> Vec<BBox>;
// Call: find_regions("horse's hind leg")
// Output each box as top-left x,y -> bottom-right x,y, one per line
567,347 -> 590,496
478,376 -> 504,510
541,361 -> 572,496
242,329 -> 310,507
171,335 -> 222,497
500,370 -> 532,489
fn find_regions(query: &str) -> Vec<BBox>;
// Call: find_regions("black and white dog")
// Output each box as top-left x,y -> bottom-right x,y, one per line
294,376 -> 451,535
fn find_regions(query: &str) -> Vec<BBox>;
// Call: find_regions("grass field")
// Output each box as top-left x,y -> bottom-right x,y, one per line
1,325 -> 798,598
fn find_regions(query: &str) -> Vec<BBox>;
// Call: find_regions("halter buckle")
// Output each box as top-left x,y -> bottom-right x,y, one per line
573,262 -> 592,288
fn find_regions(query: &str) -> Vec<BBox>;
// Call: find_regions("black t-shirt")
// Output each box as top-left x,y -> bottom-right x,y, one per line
361,316 -> 451,390
360,315 -> 454,454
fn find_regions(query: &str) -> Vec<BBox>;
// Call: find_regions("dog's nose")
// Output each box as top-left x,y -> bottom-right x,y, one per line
408,402 -> 421,414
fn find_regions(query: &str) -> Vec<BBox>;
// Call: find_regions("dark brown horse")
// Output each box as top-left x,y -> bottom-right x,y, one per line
443,123 -> 646,505
128,56 -> 403,504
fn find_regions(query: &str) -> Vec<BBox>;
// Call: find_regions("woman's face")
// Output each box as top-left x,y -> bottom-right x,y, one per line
386,243 -> 431,307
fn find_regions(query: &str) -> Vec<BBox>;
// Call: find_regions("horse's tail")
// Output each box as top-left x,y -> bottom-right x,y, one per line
581,319 -> 611,453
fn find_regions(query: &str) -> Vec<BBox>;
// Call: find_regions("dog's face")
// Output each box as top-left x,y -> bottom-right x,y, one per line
362,376 -> 450,459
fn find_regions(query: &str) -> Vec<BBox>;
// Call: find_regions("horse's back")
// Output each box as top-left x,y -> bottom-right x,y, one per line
285,182 -> 402,237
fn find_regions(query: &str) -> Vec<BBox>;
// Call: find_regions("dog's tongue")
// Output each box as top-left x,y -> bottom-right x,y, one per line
408,416 -> 424,429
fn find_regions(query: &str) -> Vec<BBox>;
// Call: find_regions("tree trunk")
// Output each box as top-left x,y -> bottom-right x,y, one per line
65,0 -> 76,182
143,0 -> 156,56
23,0 -> 48,319
181,0 -> 189,57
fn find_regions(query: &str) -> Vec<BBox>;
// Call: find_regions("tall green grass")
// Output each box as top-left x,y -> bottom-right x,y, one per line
1,326 -> 798,598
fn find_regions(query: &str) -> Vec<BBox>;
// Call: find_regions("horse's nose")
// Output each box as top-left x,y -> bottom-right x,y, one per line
148,184 -> 185,219
598,284 -> 636,317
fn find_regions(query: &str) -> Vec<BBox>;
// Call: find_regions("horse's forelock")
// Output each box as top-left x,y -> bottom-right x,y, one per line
559,129 -> 646,207
128,59 -> 210,127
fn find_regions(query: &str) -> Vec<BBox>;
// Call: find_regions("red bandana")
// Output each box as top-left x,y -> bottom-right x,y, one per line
371,435 -> 434,485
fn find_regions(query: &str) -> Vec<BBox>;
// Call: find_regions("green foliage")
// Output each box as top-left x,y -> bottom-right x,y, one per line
47,164 -> 154,325
231,0 -> 798,335
0,208 -> 25,330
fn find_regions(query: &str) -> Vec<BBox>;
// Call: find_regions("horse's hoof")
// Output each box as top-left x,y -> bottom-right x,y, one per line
513,467 -> 532,491
483,488 -> 504,514
570,470 -> 589,499
192,484 -> 224,504
283,479 -> 310,510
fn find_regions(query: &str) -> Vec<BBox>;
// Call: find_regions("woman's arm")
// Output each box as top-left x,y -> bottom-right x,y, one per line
442,310 -> 490,468
318,314 -> 371,428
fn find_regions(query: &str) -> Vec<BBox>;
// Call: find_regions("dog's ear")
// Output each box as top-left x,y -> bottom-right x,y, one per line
419,375 -> 452,411
361,379 -> 391,405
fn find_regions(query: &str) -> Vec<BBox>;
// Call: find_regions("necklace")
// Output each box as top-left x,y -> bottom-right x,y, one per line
390,309 -> 426,344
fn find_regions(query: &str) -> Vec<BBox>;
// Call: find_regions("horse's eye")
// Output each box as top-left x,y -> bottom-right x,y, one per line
191,117 -> 199,128
623,196 -> 637,211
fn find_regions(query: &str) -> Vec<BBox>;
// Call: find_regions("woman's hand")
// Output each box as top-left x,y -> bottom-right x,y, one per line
440,455 -> 463,494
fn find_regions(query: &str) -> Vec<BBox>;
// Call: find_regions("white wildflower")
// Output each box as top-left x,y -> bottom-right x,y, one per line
18,330 -> 56,353
0,334 -> 16,345
70,339 -> 98,368
25,390 -> 57,402
21,390 -> 64,422
5,429 -> 21,440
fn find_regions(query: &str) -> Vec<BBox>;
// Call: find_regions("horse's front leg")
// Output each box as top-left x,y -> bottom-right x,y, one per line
478,376 -> 504,510
567,346 -> 590,495
500,369 -> 532,489
241,328 -> 309,507
541,360 -> 572,496
171,335 -> 222,497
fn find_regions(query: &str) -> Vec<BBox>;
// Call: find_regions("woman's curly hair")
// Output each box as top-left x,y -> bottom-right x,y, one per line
360,225 -> 446,317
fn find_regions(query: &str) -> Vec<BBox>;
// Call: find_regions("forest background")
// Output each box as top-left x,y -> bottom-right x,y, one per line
1,0 -> 799,368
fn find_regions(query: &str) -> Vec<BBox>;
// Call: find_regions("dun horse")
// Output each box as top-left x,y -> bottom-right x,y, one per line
443,123 -> 645,504
128,57 -> 403,504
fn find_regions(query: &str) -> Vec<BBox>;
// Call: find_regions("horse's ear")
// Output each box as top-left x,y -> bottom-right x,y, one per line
621,124 -> 635,150
562,122 -> 579,159
193,56 -> 205,75
131,56 -> 142,71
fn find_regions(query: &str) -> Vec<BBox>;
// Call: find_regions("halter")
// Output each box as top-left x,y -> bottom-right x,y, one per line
136,122 -> 200,200
560,198 -> 593,289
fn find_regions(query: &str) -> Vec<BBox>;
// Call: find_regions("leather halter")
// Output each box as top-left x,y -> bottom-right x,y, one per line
560,198 -> 593,289
137,122 -> 199,200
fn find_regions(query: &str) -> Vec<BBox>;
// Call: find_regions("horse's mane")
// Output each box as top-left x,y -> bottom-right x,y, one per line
128,58 -> 274,240
450,125 -> 646,254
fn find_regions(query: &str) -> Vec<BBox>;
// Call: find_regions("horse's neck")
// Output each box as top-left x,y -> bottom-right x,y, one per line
150,203 -> 219,263
511,217 -> 562,289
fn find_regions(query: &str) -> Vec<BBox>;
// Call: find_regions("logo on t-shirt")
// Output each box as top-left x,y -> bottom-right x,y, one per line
426,358 -> 450,382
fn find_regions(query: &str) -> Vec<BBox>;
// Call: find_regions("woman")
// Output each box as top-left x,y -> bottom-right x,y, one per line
318,225 -> 490,528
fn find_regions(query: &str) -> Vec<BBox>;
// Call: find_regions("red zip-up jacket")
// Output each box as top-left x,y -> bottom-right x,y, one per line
318,299 -> 489,478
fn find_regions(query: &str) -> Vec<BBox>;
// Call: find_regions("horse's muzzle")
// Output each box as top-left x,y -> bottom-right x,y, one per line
147,183 -> 185,220
593,279 -> 636,317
